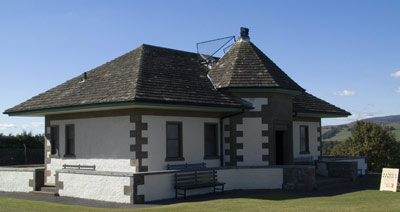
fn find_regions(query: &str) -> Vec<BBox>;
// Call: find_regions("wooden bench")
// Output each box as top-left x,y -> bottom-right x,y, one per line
174,169 -> 225,199
62,164 -> 96,170
167,162 -> 206,170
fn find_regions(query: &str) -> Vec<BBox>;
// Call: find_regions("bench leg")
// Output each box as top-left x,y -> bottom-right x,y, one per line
175,189 -> 178,199
184,189 -> 186,199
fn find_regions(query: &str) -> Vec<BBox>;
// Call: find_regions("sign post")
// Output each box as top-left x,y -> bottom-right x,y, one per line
380,168 -> 399,192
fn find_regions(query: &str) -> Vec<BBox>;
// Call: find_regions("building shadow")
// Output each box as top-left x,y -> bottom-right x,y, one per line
150,174 -> 382,205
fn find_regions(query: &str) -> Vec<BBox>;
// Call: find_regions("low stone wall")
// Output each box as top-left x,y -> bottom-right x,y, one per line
47,158 -> 136,185
283,166 -> 316,191
136,166 -> 284,203
0,167 -> 44,192
316,160 -> 358,181
55,166 -> 316,204
319,156 -> 368,175
56,169 -> 133,204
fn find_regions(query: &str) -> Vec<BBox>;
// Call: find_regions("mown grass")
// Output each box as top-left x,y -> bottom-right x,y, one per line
1,190 -> 399,212
1,174 -> 399,212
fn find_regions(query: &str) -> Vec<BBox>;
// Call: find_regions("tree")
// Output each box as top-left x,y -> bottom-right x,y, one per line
331,121 -> 400,172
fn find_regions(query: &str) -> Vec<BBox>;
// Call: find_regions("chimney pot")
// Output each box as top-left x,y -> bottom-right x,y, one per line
240,27 -> 250,41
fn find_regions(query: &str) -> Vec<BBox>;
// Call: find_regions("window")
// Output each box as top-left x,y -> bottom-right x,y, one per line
166,122 -> 183,161
50,126 -> 59,155
65,125 -> 75,156
204,123 -> 218,159
300,126 -> 309,154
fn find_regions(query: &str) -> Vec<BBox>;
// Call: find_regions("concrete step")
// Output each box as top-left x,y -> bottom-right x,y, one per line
30,190 -> 57,196
40,186 -> 56,193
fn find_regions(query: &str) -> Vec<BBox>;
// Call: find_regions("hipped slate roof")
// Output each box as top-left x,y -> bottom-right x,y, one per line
208,39 -> 304,91
293,92 -> 351,116
5,44 -> 247,114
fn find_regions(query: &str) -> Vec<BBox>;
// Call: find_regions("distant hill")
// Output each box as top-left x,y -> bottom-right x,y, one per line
322,115 -> 400,143
356,115 -> 400,125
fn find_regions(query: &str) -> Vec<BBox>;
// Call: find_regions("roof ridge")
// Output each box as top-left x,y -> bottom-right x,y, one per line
131,45 -> 146,101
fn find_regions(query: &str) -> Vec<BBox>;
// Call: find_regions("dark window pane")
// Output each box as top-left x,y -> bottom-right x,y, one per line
166,123 -> 181,159
50,126 -> 59,155
167,139 -> 179,158
167,124 -> 178,139
300,126 -> 308,152
204,124 -> 217,157
66,125 -> 75,155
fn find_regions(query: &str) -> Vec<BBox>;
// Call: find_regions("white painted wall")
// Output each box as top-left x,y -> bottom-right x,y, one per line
0,168 -> 35,192
237,117 -> 269,166
142,115 -> 221,171
292,121 -> 320,160
46,116 -> 136,184
137,167 -> 283,202
58,171 -> 131,203
50,116 -> 135,158
242,98 -> 268,111
47,158 -> 135,184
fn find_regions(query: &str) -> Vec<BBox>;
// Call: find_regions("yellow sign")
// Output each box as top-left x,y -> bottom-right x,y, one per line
380,168 -> 399,192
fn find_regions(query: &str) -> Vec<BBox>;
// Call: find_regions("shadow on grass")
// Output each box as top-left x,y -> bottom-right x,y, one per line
150,174 -> 382,205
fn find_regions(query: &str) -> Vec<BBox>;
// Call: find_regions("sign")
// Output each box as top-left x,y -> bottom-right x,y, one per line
380,168 -> 399,192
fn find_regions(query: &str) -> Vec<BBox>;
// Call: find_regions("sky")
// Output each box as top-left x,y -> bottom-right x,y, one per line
0,0 -> 399,135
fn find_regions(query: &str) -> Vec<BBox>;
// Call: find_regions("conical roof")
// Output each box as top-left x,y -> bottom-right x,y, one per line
208,32 -> 304,92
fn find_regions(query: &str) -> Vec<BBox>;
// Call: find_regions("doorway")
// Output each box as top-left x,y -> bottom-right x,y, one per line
275,131 -> 284,165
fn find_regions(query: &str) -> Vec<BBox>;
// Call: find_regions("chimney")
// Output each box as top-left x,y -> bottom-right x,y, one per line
82,72 -> 87,82
239,27 -> 250,41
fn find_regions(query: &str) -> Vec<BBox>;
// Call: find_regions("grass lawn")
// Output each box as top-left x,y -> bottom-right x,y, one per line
1,175 -> 399,212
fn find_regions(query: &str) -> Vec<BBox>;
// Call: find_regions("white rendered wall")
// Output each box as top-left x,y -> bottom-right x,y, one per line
58,172 -> 131,203
142,115 -> 220,171
292,121 -> 320,160
0,169 -> 34,192
47,116 -> 135,184
47,158 -> 135,184
237,117 -> 269,166
137,167 -> 283,202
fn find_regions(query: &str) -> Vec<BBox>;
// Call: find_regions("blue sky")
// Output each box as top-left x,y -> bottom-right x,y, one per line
1,0 -> 399,134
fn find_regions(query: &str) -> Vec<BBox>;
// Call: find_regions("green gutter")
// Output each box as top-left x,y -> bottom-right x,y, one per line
5,101 -> 245,116
294,112 -> 350,118
219,87 -> 303,95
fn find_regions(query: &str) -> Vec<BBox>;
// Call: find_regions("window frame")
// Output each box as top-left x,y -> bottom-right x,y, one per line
203,123 -> 219,159
64,124 -> 76,157
165,122 -> 184,161
299,125 -> 310,154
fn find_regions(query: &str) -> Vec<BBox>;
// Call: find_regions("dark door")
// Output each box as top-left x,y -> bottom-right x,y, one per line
275,131 -> 284,165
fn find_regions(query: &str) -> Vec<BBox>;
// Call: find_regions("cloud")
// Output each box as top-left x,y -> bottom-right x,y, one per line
338,111 -> 374,122
394,88 -> 400,93
390,71 -> 400,78
31,122 -> 44,128
0,123 -> 16,130
333,90 -> 356,96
